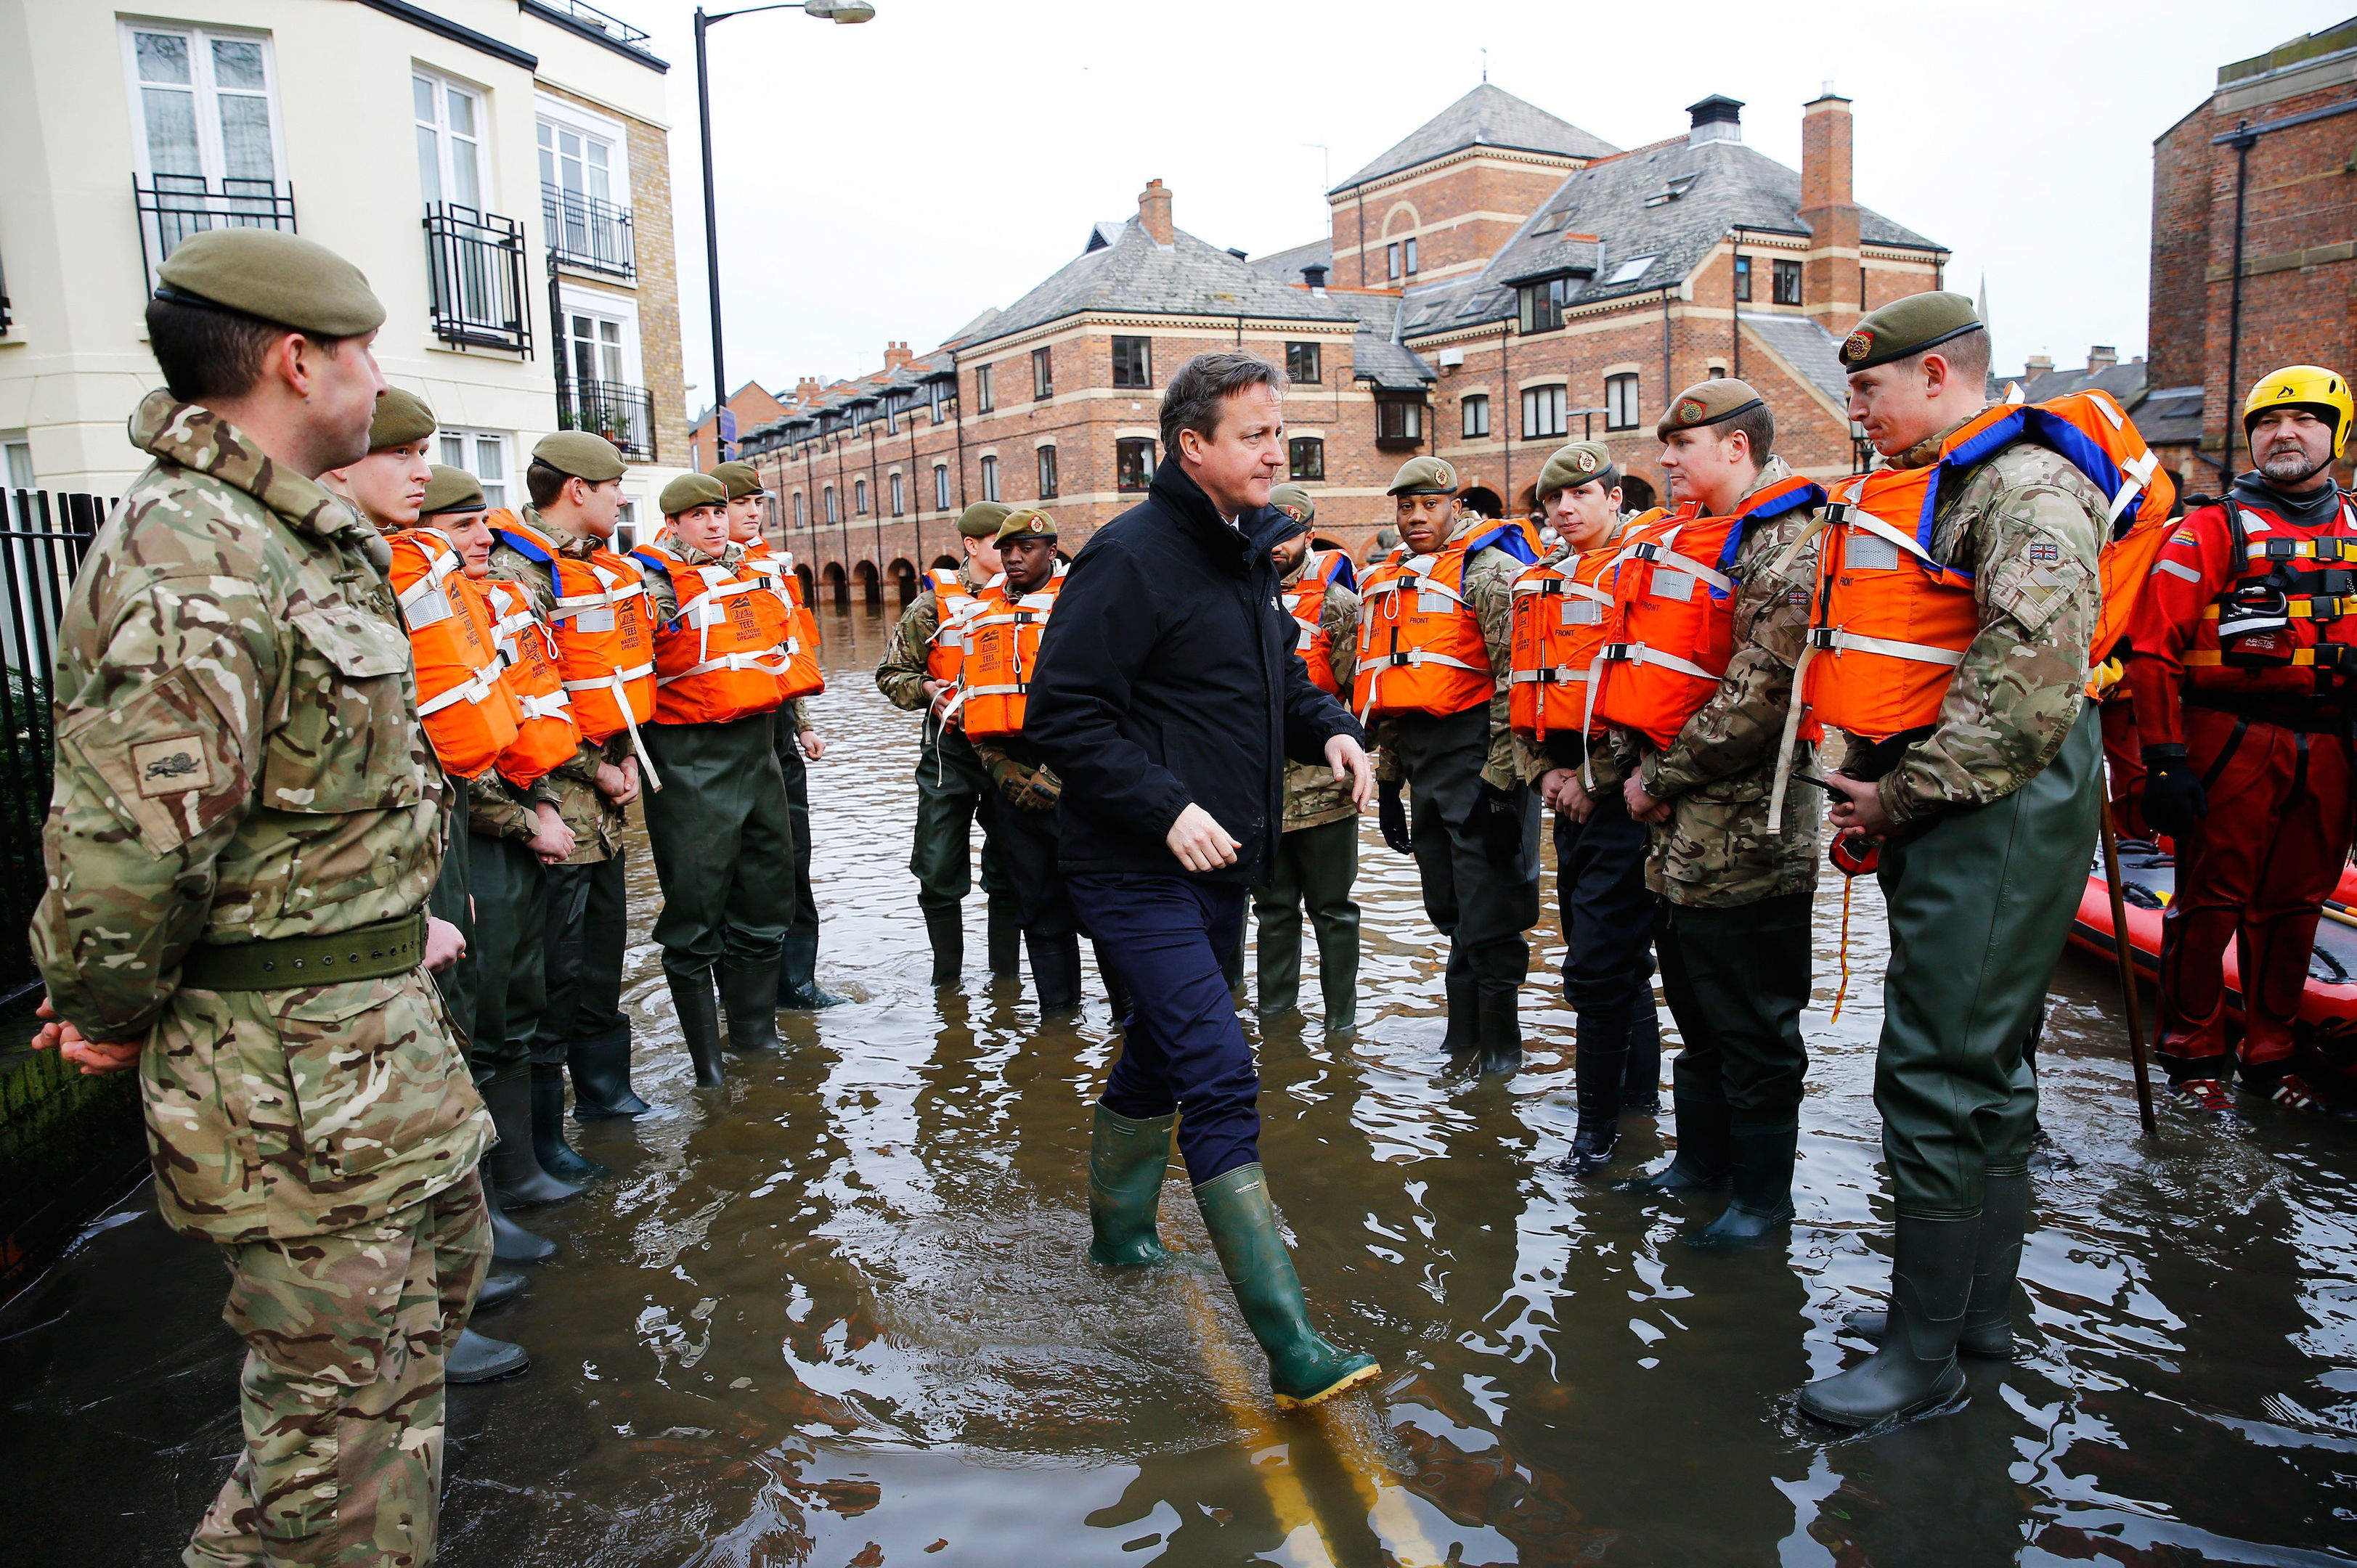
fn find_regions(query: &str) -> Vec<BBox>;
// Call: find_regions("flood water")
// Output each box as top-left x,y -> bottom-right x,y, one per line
5,600 -> 2355,1568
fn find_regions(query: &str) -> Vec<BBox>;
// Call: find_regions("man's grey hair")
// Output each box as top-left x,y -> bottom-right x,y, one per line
1160,351 -> 1289,458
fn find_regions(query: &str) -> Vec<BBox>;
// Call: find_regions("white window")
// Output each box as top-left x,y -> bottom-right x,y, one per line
539,118 -> 615,206
1522,384 -> 1568,441
1605,253 -> 1660,286
890,471 -> 905,516
932,465 -> 950,510
565,309 -> 628,388
415,72 -> 485,213
793,491 -> 807,529
980,454 -> 1000,502
439,428 -> 510,510
123,24 -> 282,189
2,433 -> 33,491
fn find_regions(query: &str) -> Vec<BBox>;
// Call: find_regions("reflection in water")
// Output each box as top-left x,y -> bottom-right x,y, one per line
2,601 -> 2353,1567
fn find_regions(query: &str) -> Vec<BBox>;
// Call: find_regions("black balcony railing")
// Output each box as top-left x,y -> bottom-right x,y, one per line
132,174 -> 297,292
542,186 -> 635,279
557,377 -> 655,460
424,203 -> 532,356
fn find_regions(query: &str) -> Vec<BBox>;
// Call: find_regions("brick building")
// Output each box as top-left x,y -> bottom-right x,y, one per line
688,379 -> 791,471
2146,17 -> 2357,492
741,86 -> 1948,607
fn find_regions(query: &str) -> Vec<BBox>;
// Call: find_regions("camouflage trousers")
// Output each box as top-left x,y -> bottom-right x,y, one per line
184,1174 -> 492,1567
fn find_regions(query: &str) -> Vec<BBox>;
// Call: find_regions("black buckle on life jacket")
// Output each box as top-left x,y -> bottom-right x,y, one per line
2266,536 -> 2357,564
1824,502 -> 1853,526
2314,643 -> 2357,672
1807,627 -> 1839,650
1385,650 -> 1414,668
1600,641 -> 1632,661
1631,542 -> 1663,562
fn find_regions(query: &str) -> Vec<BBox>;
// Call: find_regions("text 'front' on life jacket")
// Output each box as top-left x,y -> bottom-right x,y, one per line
741,539 -> 825,701
489,511 -> 663,789
388,527 -> 521,780
2176,491 -> 2357,693
1592,478 -> 1827,755
954,565 -> 1066,740
481,579 -> 582,788
1507,518 -> 1661,743
1353,539 -> 1497,722
1285,553 -> 1341,695
633,544 -> 791,727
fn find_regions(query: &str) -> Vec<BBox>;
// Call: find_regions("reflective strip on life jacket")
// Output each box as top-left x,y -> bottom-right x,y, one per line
1353,545 -> 1495,722
640,550 -> 791,726
388,530 -> 521,780
1507,556 -> 1620,743
481,579 -> 584,788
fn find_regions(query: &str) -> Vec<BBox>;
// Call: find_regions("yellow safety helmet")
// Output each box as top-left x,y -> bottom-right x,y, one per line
2243,364 -> 2352,460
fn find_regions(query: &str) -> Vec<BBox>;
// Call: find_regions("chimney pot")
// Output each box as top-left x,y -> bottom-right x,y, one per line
1138,178 -> 1174,245
2087,344 -> 2118,372
1687,94 -> 1743,145
1303,263 -> 1330,291
2025,354 -> 2054,377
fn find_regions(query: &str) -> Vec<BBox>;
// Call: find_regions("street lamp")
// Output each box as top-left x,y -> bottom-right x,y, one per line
693,0 -> 874,462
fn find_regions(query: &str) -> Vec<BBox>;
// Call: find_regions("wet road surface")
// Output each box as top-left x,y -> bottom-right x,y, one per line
4,602 -> 2354,1567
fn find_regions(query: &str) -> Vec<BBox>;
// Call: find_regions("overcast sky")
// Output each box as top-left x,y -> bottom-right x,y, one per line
604,0 -> 2351,412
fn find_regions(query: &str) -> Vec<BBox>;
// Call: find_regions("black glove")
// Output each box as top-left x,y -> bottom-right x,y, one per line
1470,780 -> 1527,867
2140,744 -> 2208,842
1378,777 -> 1412,855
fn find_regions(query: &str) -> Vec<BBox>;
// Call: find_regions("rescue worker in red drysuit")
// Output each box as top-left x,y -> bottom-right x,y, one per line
2126,364 -> 2357,1114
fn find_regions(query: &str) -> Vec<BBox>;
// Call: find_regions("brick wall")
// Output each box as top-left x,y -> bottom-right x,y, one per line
1331,152 -> 1582,288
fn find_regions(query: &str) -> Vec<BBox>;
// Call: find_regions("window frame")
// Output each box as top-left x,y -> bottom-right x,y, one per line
1772,258 -> 1803,306
793,490 -> 806,529
1733,254 -> 1753,303
1385,242 -> 1401,280
890,470 -> 905,517
1461,395 -> 1490,440
1518,276 -> 1571,335
932,464 -> 951,511
1403,236 -> 1419,276
121,21 -> 288,190
975,364 -> 994,414
980,454 -> 1000,502
556,286 -> 643,389
1116,438 -> 1155,494
1286,342 -> 1322,385
1605,374 -> 1640,433
436,428 -> 510,510
1036,445 -> 1058,499
1032,346 -> 1053,401
1521,383 -> 1568,441
824,484 -> 838,525
1111,336 -> 1152,390
414,69 -> 487,214
854,477 -> 868,516
1287,436 -> 1324,482
1375,396 -> 1425,448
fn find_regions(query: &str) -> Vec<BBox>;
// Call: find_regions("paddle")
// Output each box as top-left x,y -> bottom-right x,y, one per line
2100,801 -> 2159,1138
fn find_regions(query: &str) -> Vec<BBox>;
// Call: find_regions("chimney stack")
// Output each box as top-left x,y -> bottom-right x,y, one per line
1687,94 -> 1743,146
1302,263 -> 1330,293
2024,354 -> 2054,378
2086,345 -> 2118,373
1798,93 -> 1861,334
794,375 -> 821,407
1138,179 -> 1174,246
884,340 -> 913,372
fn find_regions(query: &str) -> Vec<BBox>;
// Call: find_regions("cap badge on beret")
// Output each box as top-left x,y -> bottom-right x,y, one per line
1575,450 -> 1598,474
1842,328 -> 1874,365
1677,398 -> 1706,424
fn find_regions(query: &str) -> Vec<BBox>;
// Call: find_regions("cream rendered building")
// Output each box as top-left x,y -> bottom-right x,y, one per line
0,0 -> 691,534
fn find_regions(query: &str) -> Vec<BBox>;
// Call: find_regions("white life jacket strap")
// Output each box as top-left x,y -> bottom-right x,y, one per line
417,666 -> 503,717
1629,540 -> 1734,595
657,650 -> 789,685
559,663 -> 661,791
1508,666 -> 1592,685
516,690 -> 573,722
1596,642 -> 1722,684
1807,628 -> 1968,667
1765,642 -> 1822,836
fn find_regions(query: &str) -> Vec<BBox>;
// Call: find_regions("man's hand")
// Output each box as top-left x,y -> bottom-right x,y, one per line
424,917 -> 467,975
1470,781 -> 1527,867
2141,745 -> 2207,842
1166,803 -> 1240,872
799,730 -> 826,761
595,759 -> 640,807
922,678 -> 956,718
526,804 -> 576,865
1541,767 -> 1595,822
30,997 -> 141,1076
1324,732 -> 1374,810
1624,775 -> 1672,825
1824,772 -> 1892,838
1377,777 -> 1412,855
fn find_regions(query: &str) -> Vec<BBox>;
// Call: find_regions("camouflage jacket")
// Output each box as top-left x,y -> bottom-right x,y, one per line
1372,516 -> 1523,791
876,563 -> 992,714
1839,418 -> 2105,829
34,391 -> 487,1241
1621,456 -> 1823,907
1281,555 -> 1361,831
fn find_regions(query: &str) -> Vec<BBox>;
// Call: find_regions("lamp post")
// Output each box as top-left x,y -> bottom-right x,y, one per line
693,0 -> 874,462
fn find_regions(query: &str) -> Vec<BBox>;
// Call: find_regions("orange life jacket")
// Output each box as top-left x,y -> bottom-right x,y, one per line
489,513 -> 659,754
634,543 -> 791,725
1353,539 -> 1497,722
2180,491 -> 2357,695
1592,477 -> 1827,751
1507,518 -> 1662,743
925,567 -> 987,685
1799,391 -> 2176,743
741,539 -> 825,701
387,528 -> 521,780
1284,557 -> 1340,695
958,566 -> 1064,740
481,579 -> 582,787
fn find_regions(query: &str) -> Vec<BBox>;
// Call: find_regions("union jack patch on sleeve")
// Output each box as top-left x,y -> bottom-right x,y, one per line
2029,539 -> 2061,564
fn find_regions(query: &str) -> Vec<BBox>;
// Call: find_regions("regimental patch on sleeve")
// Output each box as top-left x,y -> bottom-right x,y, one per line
134,737 -> 211,797
2170,529 -> 2199,547
2029,539 -> 2061,565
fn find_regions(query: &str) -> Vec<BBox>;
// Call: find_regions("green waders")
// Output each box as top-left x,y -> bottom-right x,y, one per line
427,804 -> 474,1026
1250,815 -> 1361,1026
465,831 -> 574,1208
912,725 -> 1019,984
642,713 -> 797,1082
775,724 -> 842,1007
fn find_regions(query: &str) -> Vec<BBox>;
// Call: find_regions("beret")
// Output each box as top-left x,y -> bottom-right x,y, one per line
993,506 -> 1057,544
660,473 -> 728,515
368,388 -> 436,452
1657,377 -> 1766,439
1537,441 -> 1617,499
155,229 -> 386,338
532,430 -> 626,483
1388,455 -> 1458,496
1269,483 -> 1316,527
1840,292 -> 1984,372
418,465 -> 485,516
711,460 -> 765,499
957,500 -> 1012,539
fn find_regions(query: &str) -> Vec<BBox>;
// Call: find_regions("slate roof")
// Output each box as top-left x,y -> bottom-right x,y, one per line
2011,359 -> 2149,409
1741,313 -> 1852,406
1250,236 -> 1334,284
2130,385 -> 2205,449
962,216 -> 1360,351
1407,135 -> 1944,340
1335,85 -> 1619,193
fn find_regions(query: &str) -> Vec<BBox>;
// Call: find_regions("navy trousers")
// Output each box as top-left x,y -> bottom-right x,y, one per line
1068,873 -> 1258,1185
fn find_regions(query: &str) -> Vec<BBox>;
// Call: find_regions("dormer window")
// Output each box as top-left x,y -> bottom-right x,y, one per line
1532,208 -> 1568,235
1605,253 -> 1659,285
1518,275 -> 1574,334
1644,174 -> 1701,208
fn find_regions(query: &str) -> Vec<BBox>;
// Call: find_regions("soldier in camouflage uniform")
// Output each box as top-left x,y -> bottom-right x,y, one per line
874,499 -> 1022,986
29,229 -> 491,1567
1254,483 -> 1363,1030
1608,380 -> 1823,1251
1365,456 -> 1542,1075
1800,295 -> 2105,1430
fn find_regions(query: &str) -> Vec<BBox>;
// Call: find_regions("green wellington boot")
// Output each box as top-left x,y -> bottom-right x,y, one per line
1086,1106 -> 1175,1266
1194,1164 -> 1380,1410
669,968 -> 726,1087
1799,1214 -> 1977,1429
778,934 -> 848,1009
531,1063 -> 610,1184
1685,1117 -> 1796,1251
987,901 -> 1023,978
1843,1171 -> 2029,1360
717,957 -> 782,1055
925,909 -> 964,987
1440,967 -> 1478,1057
1476,988 -> 1523,1077
1619,1093 -> 1733,1196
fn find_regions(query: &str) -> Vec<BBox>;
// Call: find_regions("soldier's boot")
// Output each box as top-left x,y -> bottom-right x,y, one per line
1619,1093 -> 1733,1196
569,1024 -> 651,1120
670,969 -> 727,1087
1687,1117 -> 1798,1250
1029,932 -> 1083,1014
1193,1164 -> 1380,1410
473,1272 -> 528,1312
1799,1215 -> 1976,1429
531,1063 -> 610,1184
447,1326 -> 530,1384
481,1072 -> 582,1209
486,1180 -> 557,1264
1256,911 -> 1303,1019
1319,926 -> 1360,1035
925,909 -> 964,987
1441,967 -> 1478,1058
1096,943 -> 1133,1032
1619,1003 -> 1664,1116
1843,1171 -> 2027,1360
1086,1106 -> 1175,1266
1476,987 -> 1523,1077
1560,1035 -> 1629,1179
718,957 -> 783,1055
987,899 -> 1023,978
778,933 -> 847,1009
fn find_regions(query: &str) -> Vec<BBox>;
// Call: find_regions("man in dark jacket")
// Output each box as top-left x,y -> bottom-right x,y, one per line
1026,350 -> 1380,1411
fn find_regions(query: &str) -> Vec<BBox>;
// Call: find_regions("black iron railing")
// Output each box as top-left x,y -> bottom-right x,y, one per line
556,377 -> 655,460
424,203 -> 532,355
132,174 -> 297,291
542,186 -> 635,279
